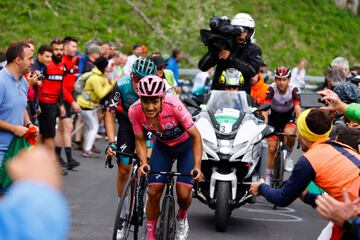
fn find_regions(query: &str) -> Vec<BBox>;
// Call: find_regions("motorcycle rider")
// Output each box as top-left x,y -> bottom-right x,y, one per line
198,13 -> 262,94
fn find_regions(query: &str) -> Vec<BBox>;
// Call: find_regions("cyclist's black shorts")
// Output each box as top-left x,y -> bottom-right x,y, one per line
116,113 -> 136,165
268,108 -> 296,133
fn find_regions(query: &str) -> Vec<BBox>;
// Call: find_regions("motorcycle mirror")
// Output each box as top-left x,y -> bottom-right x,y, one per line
184,98 -> 201,110
254,103 -> 271,113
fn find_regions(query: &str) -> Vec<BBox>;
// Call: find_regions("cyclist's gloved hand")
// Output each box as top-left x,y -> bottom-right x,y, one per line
138,163 -> 150,177
191,167 -> 204,181
106,142 -> 117,156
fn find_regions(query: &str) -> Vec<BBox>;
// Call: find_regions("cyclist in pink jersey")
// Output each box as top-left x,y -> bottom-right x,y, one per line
128,75 -> 203,240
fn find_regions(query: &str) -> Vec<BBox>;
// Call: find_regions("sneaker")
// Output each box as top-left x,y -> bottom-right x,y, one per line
91,145 -> 101,154
82,151 -> 98,158
67,159 -> 81,170
284,158 -> 294,172
61,169 -> 68,176
175,217 -> 189,240
116,222 -> 125,240
58,157 -> 67,168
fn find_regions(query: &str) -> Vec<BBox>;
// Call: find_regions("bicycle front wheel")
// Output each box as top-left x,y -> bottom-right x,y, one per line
112,180 -> 135,240
133,176 -> 148,240
157,196 -> 176,240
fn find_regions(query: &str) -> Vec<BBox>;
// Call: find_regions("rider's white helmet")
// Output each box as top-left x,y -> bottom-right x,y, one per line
231,13 -> 255,41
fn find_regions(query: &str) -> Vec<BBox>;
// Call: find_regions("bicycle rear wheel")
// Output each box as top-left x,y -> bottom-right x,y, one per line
156,196 -> 176,240
112,180 -> 136,240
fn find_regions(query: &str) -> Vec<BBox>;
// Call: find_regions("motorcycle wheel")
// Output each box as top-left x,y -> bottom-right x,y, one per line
215,181 -> 231,232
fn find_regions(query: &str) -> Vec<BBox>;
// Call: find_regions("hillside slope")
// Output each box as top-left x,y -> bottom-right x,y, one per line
0,0 -> 359,74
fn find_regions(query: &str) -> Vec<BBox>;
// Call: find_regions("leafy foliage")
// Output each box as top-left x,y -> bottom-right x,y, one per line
0,0 -> 359,74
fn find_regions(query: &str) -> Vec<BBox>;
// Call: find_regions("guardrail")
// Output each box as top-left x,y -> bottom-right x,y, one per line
179,68 -> 324,92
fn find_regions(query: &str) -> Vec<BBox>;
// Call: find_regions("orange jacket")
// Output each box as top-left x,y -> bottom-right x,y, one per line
304,139 -> 360,202
250,73 -> 269,105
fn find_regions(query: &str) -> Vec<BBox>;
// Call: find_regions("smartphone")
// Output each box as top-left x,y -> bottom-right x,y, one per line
300,93 -> 327,108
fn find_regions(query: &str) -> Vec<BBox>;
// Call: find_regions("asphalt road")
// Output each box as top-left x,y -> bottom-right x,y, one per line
63,139 -> 327,240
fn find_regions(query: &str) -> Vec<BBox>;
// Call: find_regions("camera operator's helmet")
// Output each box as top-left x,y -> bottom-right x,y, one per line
220,68 -> 244,87
275,66 -> 291,78
231,13 -> 255,40
137,75 -> 166,98
132,58 -> 157,79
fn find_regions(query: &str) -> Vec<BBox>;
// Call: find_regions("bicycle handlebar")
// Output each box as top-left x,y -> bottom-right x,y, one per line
143,167 -> 198,178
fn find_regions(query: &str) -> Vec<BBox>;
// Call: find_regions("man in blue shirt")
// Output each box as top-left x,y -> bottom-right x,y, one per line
0,42 -> 38,169
0,145 -> 69,240
166,49 -> 183,85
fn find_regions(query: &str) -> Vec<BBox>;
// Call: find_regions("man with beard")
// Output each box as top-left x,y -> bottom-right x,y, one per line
198,13 -> 262,94
37,39 -> 71,175
54,37 -> 81,171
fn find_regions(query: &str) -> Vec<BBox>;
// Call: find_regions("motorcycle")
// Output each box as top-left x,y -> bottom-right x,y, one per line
186,90 -> 273,232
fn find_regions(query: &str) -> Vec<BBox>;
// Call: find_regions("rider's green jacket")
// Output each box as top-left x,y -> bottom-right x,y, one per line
345,103 -> 360,123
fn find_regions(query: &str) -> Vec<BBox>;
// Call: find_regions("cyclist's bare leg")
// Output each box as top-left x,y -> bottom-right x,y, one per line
176,183 -> 192,215
146,184 -> 165,220
266,138 -> 278,169
116,162 -> 131,197
283,125 -> 297,150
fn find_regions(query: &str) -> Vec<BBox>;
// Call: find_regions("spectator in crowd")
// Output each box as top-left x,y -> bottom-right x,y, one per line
0,42 -> 37,193
331,56 -> 350,78
250,108 -> 360,240
28,44 -> 53,125
151,55 -> 180,94
166,48 -> 183,86
83,45 -> 101,73
250,72 -> 269,106
123,44 -> 143,76
191,68 -> 212,104
325,66 -> 360,103
290,58 -> 307,91
54,36 -> 81,171
77,57 -> 115,157
109,43 -> 116,59
107,52 -> 127,82
100,42 -> 111,59
259,60 -> 272,83
335,127 -> 360,153
78,40 -> 101,74
141,44 -> 148,57
37,39 -> 68,176
24,38 -> 35,55
0,145 -> 69,240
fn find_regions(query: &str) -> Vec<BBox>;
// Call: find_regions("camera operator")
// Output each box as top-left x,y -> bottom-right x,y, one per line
198,13 -> 262,94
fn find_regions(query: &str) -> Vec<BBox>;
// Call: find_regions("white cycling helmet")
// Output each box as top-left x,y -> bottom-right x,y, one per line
231,13 -> 255,40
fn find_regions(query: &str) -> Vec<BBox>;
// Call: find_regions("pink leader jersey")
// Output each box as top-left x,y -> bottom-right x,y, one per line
128,95 -> 194,146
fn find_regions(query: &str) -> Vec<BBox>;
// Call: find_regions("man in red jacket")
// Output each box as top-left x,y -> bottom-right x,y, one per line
38,39 -> 65,150
54,36 -> 81,170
